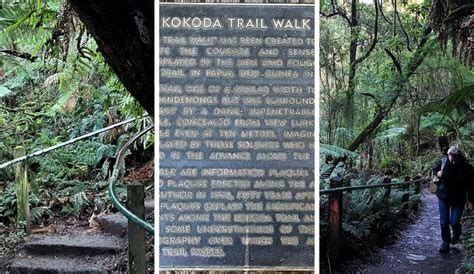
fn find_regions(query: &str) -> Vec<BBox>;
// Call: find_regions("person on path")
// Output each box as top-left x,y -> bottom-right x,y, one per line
433,145 -> 474,253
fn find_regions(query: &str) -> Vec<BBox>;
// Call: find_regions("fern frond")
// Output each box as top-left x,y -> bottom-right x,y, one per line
43,73 -> 62,87
320,144 -> 359,160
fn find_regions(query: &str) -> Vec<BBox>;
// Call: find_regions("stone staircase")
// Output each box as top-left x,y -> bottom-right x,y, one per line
9,200 -> 154,273
10,234 -> 125,273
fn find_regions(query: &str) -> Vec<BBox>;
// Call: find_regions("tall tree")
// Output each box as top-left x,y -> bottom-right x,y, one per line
321,0 -> 379,130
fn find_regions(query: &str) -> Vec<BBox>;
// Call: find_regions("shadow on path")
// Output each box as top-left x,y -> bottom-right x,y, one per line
341,189 -> 464,273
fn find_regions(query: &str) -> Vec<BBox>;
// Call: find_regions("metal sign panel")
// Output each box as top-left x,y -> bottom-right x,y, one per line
159,4 -> 314,269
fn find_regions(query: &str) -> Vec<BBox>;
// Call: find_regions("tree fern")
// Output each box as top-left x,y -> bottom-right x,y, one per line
375,126 -> 408,140
320,144 -> 359,160
422,84 -> 474,114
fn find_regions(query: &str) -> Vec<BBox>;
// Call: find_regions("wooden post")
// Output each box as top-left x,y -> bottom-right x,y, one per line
412,175 -> 422,212
127,183 -> 146,274
328,176 -> 343,263
383,177 -> 391,211
14,146 -> 31,234
402,176 -> 410,213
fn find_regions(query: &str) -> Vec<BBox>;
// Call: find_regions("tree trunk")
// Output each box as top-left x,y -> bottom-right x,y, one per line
68,0 -> 154,116
345,0 -> 358,129
347,26 -> 433,151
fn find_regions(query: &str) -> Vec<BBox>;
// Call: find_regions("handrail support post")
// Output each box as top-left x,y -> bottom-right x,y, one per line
412,175 -> 422,212
402,176 -> 410,215
328,176 -> 343,264
127,182 -> 147,274
14,146 -> 31,234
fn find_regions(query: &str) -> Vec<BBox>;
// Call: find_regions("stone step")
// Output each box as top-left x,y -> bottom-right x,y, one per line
23,234 -> 124,255
97,214 -> 128,237
10,255 -> 119,273
97,200 -> 154,237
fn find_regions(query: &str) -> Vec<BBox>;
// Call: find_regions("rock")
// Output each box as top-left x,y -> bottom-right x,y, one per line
97,199 -> 154,237
97,214 -> 128,237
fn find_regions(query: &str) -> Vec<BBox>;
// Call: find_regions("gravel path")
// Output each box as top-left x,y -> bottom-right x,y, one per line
340,189 -> 464,273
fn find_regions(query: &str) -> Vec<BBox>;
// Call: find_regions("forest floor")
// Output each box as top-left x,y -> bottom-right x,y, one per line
340,188 -> 464,273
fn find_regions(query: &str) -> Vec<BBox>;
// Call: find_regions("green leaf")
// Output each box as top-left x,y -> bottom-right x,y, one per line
0,86 -> 13,98
3,10 -> 34,33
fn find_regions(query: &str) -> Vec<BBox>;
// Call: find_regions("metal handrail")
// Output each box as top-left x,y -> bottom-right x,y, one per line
0,115 -> 154,234
320,178 -> 425,195
108,124 -> 155,234
0,116 -> 148,170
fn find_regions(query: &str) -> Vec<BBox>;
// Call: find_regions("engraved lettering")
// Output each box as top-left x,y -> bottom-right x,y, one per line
178,214 -> 210,222
165,225 -> 192,234
160,236 -> 201,245
162,247 -> 189,257
241,236 -> 273,245
190,247 -> 225,257
208,236 -> 233,246
280,236 -> 299,246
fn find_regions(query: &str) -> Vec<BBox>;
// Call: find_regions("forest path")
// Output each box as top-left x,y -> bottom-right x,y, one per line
342,189 -> 464,273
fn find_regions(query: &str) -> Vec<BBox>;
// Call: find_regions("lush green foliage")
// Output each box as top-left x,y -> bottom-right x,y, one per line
0,0 -> 152,250
320,163 -> 421,256
321,0 -> 474,162
320,0 -> 474,267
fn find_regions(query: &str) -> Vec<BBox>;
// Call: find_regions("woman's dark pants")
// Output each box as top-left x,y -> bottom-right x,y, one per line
438,198 -> 463,243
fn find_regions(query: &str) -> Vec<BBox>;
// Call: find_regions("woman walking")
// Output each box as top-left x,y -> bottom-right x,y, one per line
433,145 -> 474,253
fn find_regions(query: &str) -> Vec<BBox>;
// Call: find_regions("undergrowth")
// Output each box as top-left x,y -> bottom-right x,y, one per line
320,147 -> 422,267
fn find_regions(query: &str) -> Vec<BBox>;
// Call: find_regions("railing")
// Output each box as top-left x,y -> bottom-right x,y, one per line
0,116 -> 153,273
0,116 -> 146,169
108,124 -> 155,234
0,116 -> 148,233
320,175 -> 424,262
107,124 -> 155,273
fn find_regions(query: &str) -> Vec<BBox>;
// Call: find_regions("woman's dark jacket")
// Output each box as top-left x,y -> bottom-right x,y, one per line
432,157 -> 474,206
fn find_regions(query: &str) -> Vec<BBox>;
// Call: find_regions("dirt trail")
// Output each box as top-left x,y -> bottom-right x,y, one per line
341,189 -> 464,273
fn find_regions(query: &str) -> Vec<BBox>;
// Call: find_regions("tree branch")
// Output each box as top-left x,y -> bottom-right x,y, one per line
0,105 -> 46,118
0,49 -> 37,62
76,25 -> 91,61
320,10 -> 351,25
383,48 -> 402,74
444,4 -> 474,24
360,92 -> 376,100
360,92 -> 383,109
347,25 -> 433,152
395,6 -> 412,51
320,0 -> 352,25
378,0 -> 392,24
353,0 -> 379,67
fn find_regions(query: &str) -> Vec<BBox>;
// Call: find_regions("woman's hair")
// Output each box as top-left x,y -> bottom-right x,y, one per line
448,145 -> 464,157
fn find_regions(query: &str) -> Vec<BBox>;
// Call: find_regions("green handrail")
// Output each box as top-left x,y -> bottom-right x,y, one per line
0,116 -> 147,170
108,124 -> 155,234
